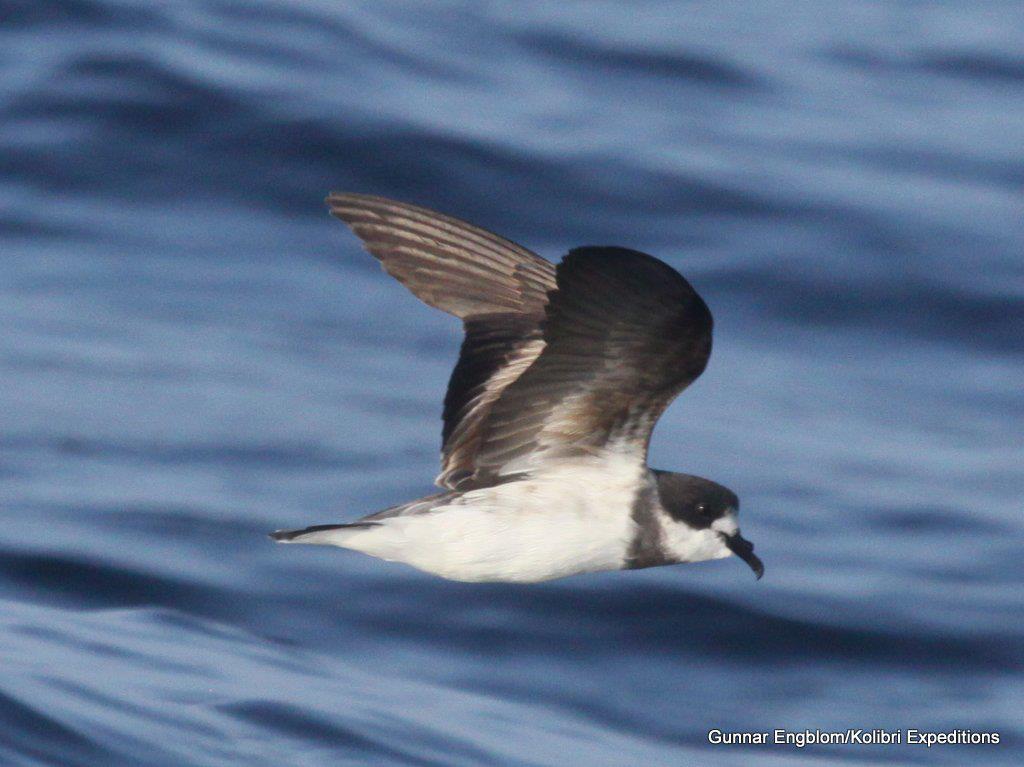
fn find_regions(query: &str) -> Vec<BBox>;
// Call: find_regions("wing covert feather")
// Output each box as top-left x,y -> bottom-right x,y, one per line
470,247 -> 713,481
326,193 -> 556,488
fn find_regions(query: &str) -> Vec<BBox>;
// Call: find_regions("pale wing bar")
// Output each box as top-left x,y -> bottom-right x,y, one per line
439,315 -> 545,488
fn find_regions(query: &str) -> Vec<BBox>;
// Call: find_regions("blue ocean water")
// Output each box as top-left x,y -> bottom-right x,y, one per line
2,1 -> 1023,764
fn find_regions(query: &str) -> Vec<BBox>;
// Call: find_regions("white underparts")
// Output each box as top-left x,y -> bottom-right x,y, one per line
322,452 -> 647,582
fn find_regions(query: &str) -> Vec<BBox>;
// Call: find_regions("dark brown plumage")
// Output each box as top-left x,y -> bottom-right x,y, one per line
470,247 -> 712,484
326,193 -> 712,490
327,193 -> 554,488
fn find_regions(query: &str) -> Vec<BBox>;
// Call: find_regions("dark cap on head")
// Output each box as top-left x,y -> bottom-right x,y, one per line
653,470 -> 739,528
653,470 -> 763,579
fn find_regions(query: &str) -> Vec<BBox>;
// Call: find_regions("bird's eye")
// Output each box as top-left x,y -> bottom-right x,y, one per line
696,503 -> 709,516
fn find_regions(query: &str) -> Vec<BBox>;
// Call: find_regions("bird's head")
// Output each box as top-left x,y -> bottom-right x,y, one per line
653,471 -> 764,579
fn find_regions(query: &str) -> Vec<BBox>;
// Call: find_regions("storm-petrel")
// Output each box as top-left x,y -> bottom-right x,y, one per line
271,194 -> 763,583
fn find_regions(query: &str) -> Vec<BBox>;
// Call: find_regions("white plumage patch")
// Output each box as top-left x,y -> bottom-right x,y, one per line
325,453 -> 646,583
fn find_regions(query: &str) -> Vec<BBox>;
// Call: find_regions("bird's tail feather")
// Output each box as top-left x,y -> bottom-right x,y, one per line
269,522 -> 379,545
270,491 -> 454,547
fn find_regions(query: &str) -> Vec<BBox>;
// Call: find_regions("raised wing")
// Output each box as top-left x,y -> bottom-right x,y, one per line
326,193 -> 554,318
468,247 -> 713,483
325,193 -> 557,488
440,314 -> 545,488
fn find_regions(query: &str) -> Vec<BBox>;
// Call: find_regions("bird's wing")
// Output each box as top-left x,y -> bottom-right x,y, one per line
326,193 -> 554,317
326,193 -> 557,488
438,314 -> 546,488
467,247 -> 713,484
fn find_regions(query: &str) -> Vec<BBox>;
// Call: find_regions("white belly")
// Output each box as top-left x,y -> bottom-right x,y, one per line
341,455 -> 646,582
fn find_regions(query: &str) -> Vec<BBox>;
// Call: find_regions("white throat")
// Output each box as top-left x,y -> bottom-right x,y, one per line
660,510 -> 737,564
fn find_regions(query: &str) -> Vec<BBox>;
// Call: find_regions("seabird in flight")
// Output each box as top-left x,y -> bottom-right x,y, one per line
271,194 -> 763,583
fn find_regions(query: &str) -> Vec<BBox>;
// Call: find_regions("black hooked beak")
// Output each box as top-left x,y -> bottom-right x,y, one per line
724,533 -> 764,580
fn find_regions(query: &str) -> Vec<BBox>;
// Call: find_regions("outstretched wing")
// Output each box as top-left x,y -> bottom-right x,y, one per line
326,193 -> 554,318
325,193 -> 557,488
468,247 -> 713,483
